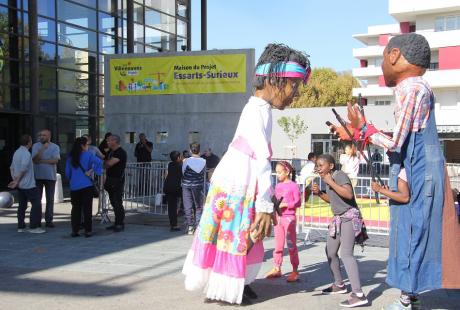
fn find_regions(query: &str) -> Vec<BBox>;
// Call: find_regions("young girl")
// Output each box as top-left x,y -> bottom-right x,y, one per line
182,43 -> 311,305
312,154 -> 368,308
265,161 -> 301,282
371,168 -> 410,204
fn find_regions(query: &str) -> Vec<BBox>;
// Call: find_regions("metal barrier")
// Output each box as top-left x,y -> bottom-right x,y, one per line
122,161 -> 169,214
95,161 -> 458,228
97,161 -> 209,222
294,176 -> 391,241
447,163 -> 460,191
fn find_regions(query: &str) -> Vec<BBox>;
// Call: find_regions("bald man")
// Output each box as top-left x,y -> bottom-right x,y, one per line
32,129 -> 60,228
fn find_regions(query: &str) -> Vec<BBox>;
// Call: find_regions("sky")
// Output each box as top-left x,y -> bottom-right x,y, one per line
190,0 -> 397,72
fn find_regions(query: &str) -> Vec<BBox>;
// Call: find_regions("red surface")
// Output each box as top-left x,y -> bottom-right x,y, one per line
400,22 -> 410,34
378,75 -> 386,87
360,59 -> 368,68
439,46 -> 460,69
379,34 -> 389,46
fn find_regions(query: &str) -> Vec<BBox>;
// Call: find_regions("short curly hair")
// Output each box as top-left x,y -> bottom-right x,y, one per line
387,33 -> 431,69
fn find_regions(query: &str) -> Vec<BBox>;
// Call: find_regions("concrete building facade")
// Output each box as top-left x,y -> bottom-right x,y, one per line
351,0 -> 460,162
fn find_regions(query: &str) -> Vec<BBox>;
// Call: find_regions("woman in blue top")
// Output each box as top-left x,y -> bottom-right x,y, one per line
65,137 -> 103,237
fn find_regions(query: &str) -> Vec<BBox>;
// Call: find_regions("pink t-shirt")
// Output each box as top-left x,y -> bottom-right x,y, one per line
274,180 -> 301,216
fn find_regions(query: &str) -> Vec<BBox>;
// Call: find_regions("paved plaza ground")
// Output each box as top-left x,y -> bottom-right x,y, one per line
0,201 -> 459,310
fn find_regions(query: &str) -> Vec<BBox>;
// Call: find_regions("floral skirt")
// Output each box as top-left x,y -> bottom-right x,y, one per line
182,183 -> 264,304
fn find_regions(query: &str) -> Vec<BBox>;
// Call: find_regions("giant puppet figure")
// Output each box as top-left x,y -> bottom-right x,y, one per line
334,33 -> 460,310
182,43 -> 311,305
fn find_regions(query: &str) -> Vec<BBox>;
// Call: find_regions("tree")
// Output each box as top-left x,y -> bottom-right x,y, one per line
291,68 -> 360,108
277,115 -> 308,156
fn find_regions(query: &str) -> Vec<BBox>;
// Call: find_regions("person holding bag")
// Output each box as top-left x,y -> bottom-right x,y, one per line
65,137 -> 103,238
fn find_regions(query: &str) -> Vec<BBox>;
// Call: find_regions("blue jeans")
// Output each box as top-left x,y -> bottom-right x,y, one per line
36,179 -> 56,224
182,187 -> 204,228
17,187 -> 42,229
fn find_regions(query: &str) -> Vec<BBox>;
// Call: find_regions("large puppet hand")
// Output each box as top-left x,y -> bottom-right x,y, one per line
328,123 -> 354,141
250,212 -> 274,241
347,102 -> 365,130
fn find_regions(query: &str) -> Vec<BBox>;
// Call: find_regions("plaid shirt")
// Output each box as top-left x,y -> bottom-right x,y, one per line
369,76 -> 432,152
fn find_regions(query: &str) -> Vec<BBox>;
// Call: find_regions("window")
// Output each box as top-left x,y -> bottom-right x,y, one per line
156,131 -> 168,144
435,17 -> 445,32
99,0 -> 117,14
58,91 -> 88,115
177,19 -> 187,37
134,23 -> 144,42
429,62 -> 439,71
446,16 -> 456,31
58,23 -> 97,51
435,15 -> 460,32
99,12 -> 116,35
373,57 -> 383,67
125,131 -> 136,144
58,69 -> 89,93
58,45 -> 97,73
145,0 -> 175,15
58,1 -> 97,30
99,34 -> 117,54
177,0 -> 188,17
134,2 -> 144,24
374,100 -> 391,106
38,0 -> 55,18
39,65 -> 57,90
38,17 -> 56,42
38,41 -> 56,64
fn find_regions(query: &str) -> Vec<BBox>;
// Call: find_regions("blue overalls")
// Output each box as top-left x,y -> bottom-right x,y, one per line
386,90 -> 445,294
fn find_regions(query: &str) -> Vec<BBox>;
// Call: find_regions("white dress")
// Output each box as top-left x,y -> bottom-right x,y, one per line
182,96 -> 274,304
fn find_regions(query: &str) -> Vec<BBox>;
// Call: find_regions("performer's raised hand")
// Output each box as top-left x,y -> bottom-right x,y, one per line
347,102 -> 365,129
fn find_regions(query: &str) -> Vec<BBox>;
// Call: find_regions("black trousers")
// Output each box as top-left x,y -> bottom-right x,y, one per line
105,177 -> 125,226
166,193 -> 180,227
70,186 -> 93,233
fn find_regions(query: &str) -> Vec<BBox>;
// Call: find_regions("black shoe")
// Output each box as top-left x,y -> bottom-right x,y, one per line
71,232 -> 80,238
170,226 -> 181,232
240,295 -> 253,305
106,225 -> 116,230
243,285 -> 258,299
45,222 -> 55,228
113,225 -> 124,232
84,232 -> 93,238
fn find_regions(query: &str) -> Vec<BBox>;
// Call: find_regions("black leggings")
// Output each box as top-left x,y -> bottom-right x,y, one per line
70,186 -> 93,233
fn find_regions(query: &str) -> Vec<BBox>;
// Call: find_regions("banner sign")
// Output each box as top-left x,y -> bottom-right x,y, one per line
110,54 -> 247,96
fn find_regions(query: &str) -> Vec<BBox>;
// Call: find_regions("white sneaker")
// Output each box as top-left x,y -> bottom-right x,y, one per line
187,227 -> 195,235
28,228 -> 46,234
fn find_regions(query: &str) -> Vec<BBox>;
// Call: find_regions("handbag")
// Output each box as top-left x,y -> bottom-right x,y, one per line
78,162 -> 99,198
355,222 -> 369,248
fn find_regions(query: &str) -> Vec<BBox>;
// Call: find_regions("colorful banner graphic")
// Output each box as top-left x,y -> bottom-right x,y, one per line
109,54 -> 247,96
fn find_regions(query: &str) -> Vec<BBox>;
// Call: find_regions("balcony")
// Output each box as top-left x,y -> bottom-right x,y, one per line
424,69 -> 460,88
352,87 -> 393,98
389,0 -> 460,21
352,66 -> 382,78
353,45 -> 385,59
420,30 -> 460,49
